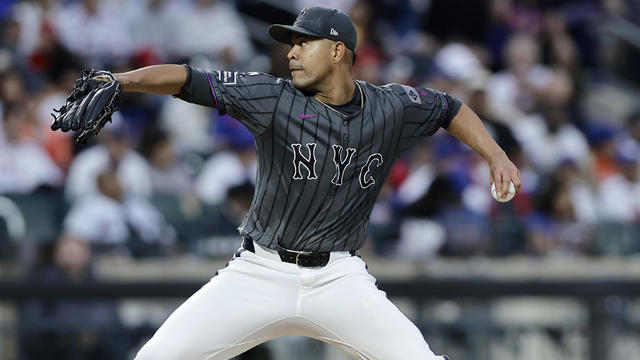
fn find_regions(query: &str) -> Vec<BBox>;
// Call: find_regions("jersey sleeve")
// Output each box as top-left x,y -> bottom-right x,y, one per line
175,65 -> 285,136
392,84 -> 462,152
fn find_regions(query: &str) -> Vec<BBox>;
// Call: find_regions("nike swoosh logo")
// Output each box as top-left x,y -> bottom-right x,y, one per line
299,112 -> 318,119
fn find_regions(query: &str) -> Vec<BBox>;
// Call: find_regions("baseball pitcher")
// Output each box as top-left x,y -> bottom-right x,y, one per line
51,6 -> 521,360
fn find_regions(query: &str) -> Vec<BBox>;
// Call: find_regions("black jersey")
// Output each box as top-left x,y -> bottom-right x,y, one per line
177,65 -> 462,252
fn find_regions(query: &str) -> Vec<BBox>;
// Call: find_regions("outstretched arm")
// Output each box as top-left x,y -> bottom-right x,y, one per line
114,65 -> 187,95
446,103 -> 522,197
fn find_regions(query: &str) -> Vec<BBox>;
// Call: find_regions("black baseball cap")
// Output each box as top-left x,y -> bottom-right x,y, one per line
269,6 -> 357,55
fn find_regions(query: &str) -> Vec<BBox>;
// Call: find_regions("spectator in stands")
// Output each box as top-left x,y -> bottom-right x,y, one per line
64,168 -> 129,248
0,16 -> 22,70
542,12 -> 579,70
158,88 -> 215,154
437,172 -> 491,257
64,168 -> 174,257
597,142 -> 640,224
65,117 -> 152,201
512,103 -> 590,174
32,66 -> 79,170
140,127 -> 192,195
125,0 -> 178,62
430,42 -> 484,96
51,0 -> 133,64
587,122 -> 620,184
23,16 -> 82,171
541,10 -> 584,96
349,0 -> 384,85
172,0 -> 253,65
0,70 -> 40,139
195,182 -> 254,257
395,142 -> 436,209
488,32 -> 555,124
9,0 -> 65,61
205,182 -> 254,236
526,173 -> 593,256
195,124 -> 257,206
400,173 -> 490,258
0,69 -> 27,111
20,232 -> 125,360
555,158 -> 598,225
0,102 -> 62,193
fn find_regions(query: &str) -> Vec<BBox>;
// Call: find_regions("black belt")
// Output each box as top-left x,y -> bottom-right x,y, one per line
241,237 -> 357,268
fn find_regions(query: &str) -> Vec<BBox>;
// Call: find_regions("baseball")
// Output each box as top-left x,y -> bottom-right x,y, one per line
491,181 -> 516,202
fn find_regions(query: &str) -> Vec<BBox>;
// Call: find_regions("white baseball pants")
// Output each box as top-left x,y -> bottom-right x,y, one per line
135,241 -> 446,360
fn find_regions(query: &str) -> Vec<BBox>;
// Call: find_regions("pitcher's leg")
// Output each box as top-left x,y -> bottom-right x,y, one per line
135,252 -> 298,360
301,257 -> 446,360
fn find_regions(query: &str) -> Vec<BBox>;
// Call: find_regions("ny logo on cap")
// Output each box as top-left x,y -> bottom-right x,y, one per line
330,28 -> 339,36
297,7 -> 309,21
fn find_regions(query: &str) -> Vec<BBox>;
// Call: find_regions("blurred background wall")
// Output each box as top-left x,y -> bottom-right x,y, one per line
0,0 -> 639,359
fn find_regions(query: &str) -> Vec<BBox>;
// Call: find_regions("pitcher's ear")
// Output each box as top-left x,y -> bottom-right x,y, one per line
333,42 -> 346,63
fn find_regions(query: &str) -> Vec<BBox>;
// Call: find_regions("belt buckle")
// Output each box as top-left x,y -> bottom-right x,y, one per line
295,252 -> 302,265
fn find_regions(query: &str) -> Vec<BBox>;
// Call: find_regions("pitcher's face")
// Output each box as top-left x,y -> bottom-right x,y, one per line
287,34 -> 334,91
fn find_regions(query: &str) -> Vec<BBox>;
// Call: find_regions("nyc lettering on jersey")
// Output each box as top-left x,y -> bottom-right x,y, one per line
290,143 -> 383,189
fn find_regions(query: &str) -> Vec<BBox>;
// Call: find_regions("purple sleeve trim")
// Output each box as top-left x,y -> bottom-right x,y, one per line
440,93 -> 449,127
205,71 -> 220,110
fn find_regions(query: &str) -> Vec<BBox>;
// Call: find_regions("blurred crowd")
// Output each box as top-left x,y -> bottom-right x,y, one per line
0,0 -> 639,266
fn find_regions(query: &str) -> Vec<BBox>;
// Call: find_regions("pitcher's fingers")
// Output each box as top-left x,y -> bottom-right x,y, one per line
502,171 -> 512,197
493,171 -> 505,196
511,169 -> 522,193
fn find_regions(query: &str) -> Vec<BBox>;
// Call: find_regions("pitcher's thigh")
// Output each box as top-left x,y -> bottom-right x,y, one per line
303,262 -> 443,359
135,256 -> 295,360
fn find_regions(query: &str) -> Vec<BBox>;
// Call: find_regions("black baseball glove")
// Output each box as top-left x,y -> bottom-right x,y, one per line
51,69 -> 122,144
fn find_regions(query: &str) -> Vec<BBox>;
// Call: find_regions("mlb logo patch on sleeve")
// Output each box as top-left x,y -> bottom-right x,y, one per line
401,85 -> 421,105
